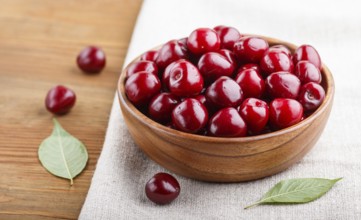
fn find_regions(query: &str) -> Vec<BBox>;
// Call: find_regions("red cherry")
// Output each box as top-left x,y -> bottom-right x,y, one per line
208,107 -> 247,137
198,52 -> 236,82
268,45 -> 292,58
192,94 -> 206,105
239,98 -> 269,134
213,25 -> 242,50
260,50 -> 294,76
294,61 -> 322,84
298,82 -> 325,111
145,173 -> 180,205
172,98 -> 208,133
148,93 -> 180,123
187,28 -> 221,55
235,69 -> 265,98
140,50 -> 159,62
205,76 -> 243,109
218,49 -> 237,66
269,98 -> 303,129
126,61 -> 158,78
266,71 -> 301,99
77,46 -> 106,73
293,44 -> 322,70
45,85 -> 76,115
233,36 -> 269,63
156,40 -> 188,70
168,60 -> 204,97
125,71 -> 161,106
238,63 -> 261,73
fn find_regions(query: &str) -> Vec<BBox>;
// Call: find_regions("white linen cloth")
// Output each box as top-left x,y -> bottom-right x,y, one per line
79,0 -> 361,219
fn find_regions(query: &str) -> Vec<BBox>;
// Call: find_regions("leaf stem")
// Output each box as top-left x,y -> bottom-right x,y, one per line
244,201 -> 263,209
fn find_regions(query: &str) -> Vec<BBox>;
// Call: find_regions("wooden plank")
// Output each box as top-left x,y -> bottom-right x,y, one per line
0,0 -> 142,219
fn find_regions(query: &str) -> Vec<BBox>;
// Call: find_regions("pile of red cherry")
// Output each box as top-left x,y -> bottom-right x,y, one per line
125,26 -> 326,137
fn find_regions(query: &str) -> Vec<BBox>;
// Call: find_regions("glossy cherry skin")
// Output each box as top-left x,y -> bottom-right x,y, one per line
126,61 -> 158,78
198,52 -> 236,82
187,28 -> 221,55
269,98 -> 303,129
233,36 -> 269,63
148,93 -> 180,123
213,25 -> 242,50
168,60 -> 204,97
298,82 -> 325,111
208,107 -> 247,137
172,98 -> 208,133
45,85 -> 76,115
294,61 -> 322,84
156,40 -> 188,70
239,98 -> 269,134
266,71 -> 301,99
268,45 -> 292,58
293,44 -> 322,70
125,71 -> 161,106
140,50 -> 159,62
238,63 -> 261,73
77,46 -> 106,73
145,172 -> 180,205
205,76 -> 243,109
235,69 -> 265,98
260,50 -> 294,76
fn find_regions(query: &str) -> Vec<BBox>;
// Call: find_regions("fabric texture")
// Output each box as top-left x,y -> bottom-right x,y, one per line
79,0 -> 361,219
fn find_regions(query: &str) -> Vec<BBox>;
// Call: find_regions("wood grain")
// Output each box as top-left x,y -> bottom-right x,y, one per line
0,0 -> 142,219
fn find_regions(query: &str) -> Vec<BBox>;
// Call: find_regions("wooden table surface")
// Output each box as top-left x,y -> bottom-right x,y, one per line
0,0 -> 142,219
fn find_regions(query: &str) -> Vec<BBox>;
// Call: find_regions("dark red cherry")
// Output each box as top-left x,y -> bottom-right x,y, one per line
213,25 -> 242,50
239,98 -> 269,135
125,71 -> 161,106
145,172 -> 180,205
269,98 -> 303,129
168,60 -> 204,97
187,28 -> 221,55
205,76 -> 243,109
208,107 -> 247,137
162,61 -> 177,91
298,82 -> 325,111
235,69 -> 265,98
294,61 -> 322,84
266,71 -> 301,99
218,49 -> 237,65
126,61 -> 158,78
268,45 -> 292,58
192,94 -> 206,105
140,50 -> 159,62
233,36 -> 269,63
148,93 -> 180,123
77,46 -> 106,73
156,40 -> 188,70
45,85 -> 76,115
238,63 -> 261,73
260,50 -> 294,76
172,98 -> 208,133
293,44 -> 322,70
198,52 -> 235,82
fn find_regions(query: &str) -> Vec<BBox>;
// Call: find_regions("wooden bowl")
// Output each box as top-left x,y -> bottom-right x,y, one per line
117,36 -> 334,182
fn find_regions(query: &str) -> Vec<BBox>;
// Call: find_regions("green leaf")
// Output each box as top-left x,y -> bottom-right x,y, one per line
245,177 -> 342,209
38,118 -> 88,185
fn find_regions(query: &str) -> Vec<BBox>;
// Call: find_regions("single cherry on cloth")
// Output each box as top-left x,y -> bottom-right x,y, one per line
148,93 -> 180,123
125,61 -> 158,78
172,98 -> 208,133
187,28 -> 221,56
208,107 -> 247,137
294,61 -> 322,84
269,98 -> 303,129
213,25 -> 242,50
45,85 -> 76,115
266,71 -> 301,99
156,40 -> 188,70
260,50 -> 294,76
235,68 -> 265,98
140,50 -> 159,62
239,98 -> 269,135
206,76 -> 243,109
168,60 -> 204,97
298,82 -> 325,111
145,172 -> 180,205
125,71 -> 161,107
233,36 -> 269,63
293,44 -> 322,70
77,46 -> 106,73
198,52 -> 236,82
